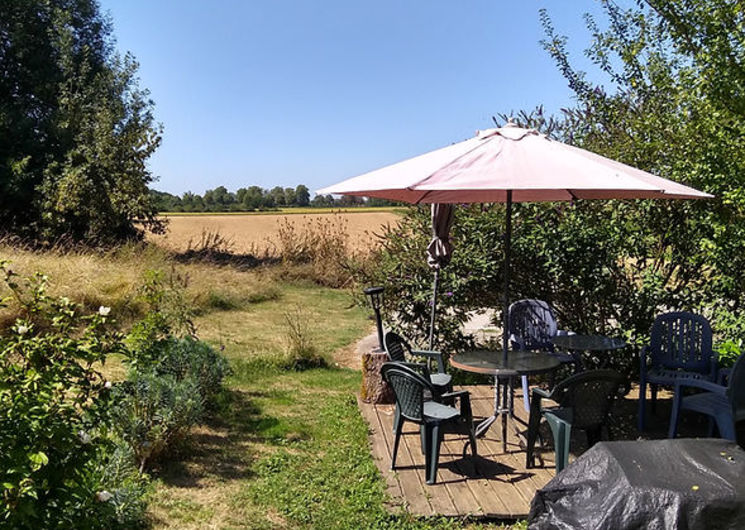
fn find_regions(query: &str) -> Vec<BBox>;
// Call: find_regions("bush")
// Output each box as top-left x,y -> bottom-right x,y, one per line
0,261 -> 147,528
111,371 -> 204,472
148,336 -> 230,401
282,306 -> 327,370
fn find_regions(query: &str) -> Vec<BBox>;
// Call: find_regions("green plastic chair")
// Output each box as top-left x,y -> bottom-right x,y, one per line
526,370 -> 628,473
384,331 -> 452,393
381,362 -> 477,485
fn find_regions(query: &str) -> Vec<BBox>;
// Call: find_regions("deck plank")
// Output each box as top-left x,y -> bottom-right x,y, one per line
358,384 -> 560,520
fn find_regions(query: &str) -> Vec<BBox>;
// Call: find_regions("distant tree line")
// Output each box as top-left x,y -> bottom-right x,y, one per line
150,185 -> 396,212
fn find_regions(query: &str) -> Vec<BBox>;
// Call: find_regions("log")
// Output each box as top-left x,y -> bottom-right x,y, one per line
360,349 -> 394,404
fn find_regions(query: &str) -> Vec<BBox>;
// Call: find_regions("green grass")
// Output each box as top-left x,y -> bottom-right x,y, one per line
159,206 -> 406,216
147,279 -> 515,529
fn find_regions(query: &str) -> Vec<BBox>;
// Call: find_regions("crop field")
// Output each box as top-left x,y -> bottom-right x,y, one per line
148,209 -> 403,254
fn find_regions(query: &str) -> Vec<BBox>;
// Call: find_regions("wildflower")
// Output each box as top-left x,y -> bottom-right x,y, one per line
98,306 -> 111,316
445,291 -> 453,297
16,324 -> 29,335
104,381 -> 112,389
97,491 -> 113,502
60,296 -> 70,305
78,431 -> 92,444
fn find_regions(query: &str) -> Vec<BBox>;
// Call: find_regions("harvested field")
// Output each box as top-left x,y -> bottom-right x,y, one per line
148,210 -> 402,254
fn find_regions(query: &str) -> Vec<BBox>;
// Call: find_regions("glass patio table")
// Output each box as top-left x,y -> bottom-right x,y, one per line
450,350 -> 561,452
551,334 -> 626,369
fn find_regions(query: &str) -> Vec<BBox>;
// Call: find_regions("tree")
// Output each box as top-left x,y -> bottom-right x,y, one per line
284,187 -> 297,206
295,185 -> 310,206
269,186 -> 286,207
0,0 -> 163,244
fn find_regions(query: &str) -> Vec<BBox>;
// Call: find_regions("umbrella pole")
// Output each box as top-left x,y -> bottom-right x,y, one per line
429,268 -> 439,350
502,191 -> 512,364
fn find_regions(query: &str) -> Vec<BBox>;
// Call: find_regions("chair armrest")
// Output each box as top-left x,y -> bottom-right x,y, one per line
674,378 -> 727,395
556,330 -> 576,336
411,349 -> 446,373
639,345 -> 652,376
441,390 -> 472,422
531,387 -> 552,399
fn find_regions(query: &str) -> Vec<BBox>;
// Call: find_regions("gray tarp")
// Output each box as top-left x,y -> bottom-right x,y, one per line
529,438 -> 745,530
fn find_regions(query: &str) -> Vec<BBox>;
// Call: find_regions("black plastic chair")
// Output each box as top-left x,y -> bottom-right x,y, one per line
668,353 -> 745,441
638,311 -> 717,432
508,299 -> 580,411
526,370 -> 628,473
381,362 -> 477,485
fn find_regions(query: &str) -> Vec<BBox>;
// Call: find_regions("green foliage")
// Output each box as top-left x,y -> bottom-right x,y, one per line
111,371 -> 203,473
281,306 -> 327,370
0,0 -> 163,244
0,261 -> 146,528
126,268 -> 196,367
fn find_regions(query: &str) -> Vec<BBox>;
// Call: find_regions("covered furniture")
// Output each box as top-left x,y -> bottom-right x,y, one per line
508,299 -> 578,411
526,370 -> 627,473
529,439 -> 745,530
669,353 -> 745,441
638,311 -> 717,431
381,362 -> 477,485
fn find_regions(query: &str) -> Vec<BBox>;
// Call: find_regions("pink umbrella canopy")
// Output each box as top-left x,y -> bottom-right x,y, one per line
319,123 -> 712,360
318,125 -> 711,203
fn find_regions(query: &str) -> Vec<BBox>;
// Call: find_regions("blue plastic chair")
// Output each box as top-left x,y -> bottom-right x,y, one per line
668,353 -> 745,441
381,362 -> 477,485
638,312 -> 717,432
508,299 -> 579,412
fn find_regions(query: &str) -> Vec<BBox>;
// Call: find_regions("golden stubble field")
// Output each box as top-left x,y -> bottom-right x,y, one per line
147,210 -> 403,254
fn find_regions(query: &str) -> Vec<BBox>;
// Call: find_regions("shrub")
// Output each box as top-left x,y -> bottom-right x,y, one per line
111,371 -> 204,472
148,336 -> 230,402
0,261 -> 146,528
282,306 -> 327,370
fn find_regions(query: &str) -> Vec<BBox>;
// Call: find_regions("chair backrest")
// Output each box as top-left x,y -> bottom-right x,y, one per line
649,312 -> 714,373
508,299 -> 558,351
381,362 -> 429,423
727,354 -> 745,420
384,331 -> 410,363
552,370 -> 627,430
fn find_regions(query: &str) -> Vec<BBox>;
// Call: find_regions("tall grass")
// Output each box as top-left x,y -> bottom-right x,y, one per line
0,239 -> 280,330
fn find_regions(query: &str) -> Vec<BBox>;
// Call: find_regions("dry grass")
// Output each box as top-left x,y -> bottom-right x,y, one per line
148,211 -> 401,255
0,242 -> 280,330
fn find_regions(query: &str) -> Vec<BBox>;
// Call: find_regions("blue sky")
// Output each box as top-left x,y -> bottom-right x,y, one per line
100,1 -> 608,196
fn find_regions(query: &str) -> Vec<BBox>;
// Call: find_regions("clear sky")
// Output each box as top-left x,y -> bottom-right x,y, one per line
99,0 -> 607,196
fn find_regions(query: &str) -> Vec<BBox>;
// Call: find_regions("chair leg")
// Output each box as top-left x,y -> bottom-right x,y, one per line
391,415 -> 404,470
427,423 -> 442,485
521,375 -> 530,413
667,389 -> 682,439
638,379 -> 647,432
526,396 -> 542,469
393,405 -> 400,434
546,415 -> 571,473
715,413 -> 736,441
650,384 -> 658,413
420,425 -> 426,454
467,420 -> 478,458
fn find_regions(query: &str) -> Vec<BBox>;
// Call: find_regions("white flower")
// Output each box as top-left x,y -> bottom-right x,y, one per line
16,324 -> 29,335
104,381 -> 112,389
98,306 -> 111,316
60,296 -> 70,305
97,490 -> 113,502
78,430 -> 92,444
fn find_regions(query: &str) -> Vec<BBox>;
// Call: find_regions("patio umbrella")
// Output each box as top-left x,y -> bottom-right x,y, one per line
318,124 -> 712,362
427,203 -> 454,349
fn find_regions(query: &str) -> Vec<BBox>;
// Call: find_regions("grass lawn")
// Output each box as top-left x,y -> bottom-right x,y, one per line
147,280 -> 516,529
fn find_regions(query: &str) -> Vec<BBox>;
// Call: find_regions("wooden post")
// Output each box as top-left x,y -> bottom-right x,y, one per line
360,349 -> 394,404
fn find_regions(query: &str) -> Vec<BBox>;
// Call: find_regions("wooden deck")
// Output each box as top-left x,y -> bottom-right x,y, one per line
358,384 -> 560,520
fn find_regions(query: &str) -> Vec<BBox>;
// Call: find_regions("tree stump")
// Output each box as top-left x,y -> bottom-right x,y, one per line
360,349 -> 394,404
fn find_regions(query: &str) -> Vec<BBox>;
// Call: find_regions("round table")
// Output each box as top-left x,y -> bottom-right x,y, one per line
551,334 -> 626,369
450,350 -> 561,451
